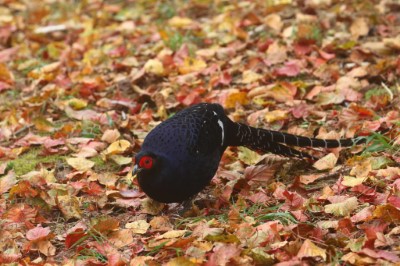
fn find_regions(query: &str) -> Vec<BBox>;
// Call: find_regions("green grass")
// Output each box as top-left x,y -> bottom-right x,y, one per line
363,131 -> 397,154
10,148 -> 66,176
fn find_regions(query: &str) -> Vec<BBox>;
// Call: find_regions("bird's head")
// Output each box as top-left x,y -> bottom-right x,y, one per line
133,151 -> 193,203
133,152 -> 158,177
133,151 -> 175,202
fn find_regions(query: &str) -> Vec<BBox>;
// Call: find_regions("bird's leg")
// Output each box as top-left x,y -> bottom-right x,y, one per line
178,195 -> 200,217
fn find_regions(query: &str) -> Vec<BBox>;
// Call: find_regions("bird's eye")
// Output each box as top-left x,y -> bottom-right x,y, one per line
139,155 -> 154,169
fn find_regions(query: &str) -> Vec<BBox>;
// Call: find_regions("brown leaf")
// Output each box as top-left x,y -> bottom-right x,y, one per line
350,18 -> 369,39
108,229 -> 134,248
373,204 -> 400,223
297,239 -> 327,261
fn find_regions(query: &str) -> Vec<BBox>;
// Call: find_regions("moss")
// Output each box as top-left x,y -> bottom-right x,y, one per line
11,148 -> 66,176
10,147 -> 123,177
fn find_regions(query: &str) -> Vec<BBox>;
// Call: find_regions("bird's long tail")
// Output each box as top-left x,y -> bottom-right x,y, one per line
226,122 -> 365,159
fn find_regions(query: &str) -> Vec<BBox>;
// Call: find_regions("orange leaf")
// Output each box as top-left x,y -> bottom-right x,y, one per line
373,204 -> 400,223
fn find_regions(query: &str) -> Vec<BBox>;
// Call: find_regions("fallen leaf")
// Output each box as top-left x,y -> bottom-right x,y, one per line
373,204 -> 400,223
313,153 -> 337,170
66,157 -> 95,171
207,243 -> 241,266
297,239 -> 327,261
264,14 -> 283,32
342,175 -> 367,187
144,59 -> 164,76
325,197 -> 358,217
350,17 -> 369,39
108,229 -> 134,248
0,170 -> 17,194
110,155 -> 132,165
168,16 -> 194,28
101,129 -> 121,143
264,110 -> 288,123
241,70 -> 262,84
26,226 -> 51,241
178,57 -> 207,74
104,140 -> 131,155
156,230 -> 187,239
126,220 -> 150,234
56,195 -> 82,220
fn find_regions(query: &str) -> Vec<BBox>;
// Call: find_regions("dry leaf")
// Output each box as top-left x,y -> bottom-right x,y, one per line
178,57 -> 207,74
66,157 -> 95,171
325,197 -> 358,217
101,129 -> 121,143
168,16 -> 194,28
144,59 -> 164,76
297,239 -> 327,261
342,175 -> 367,187
0,170 -> 17,194
313,153 -> 338,170
350,18 -> 369,39
126,220 -> 150,234
104,140 -> 131,155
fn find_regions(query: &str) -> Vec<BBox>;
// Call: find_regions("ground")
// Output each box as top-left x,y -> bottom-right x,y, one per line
0,0 -> 400,265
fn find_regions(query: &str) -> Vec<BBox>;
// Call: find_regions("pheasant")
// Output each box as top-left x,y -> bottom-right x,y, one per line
133,103 -> 364,203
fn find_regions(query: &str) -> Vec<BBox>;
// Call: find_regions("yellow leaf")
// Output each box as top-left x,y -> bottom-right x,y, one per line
316,220 -> 338,229
241,70 -> 262,84
56,195 -> 82,220
342,252 -> 376,264
165,257 -> 197,266
156,230 -> 188,239
264,110 -> 288,123
325,197 -> 358,217
224,91 -> 248,108
297,239 -> 327,261
313,153 -> 337,170
178,57 -> 207,74
168,16 -> 194,28
350,158 -> 372,178
126,220 -> 150,234
110,155 -> 132,165
238,146 -> 263,165
66,157 -> 95,171
67,98 -> 87,110
342,175 -> 367,187
144,59 -> 164,76
104,140 -> 131,155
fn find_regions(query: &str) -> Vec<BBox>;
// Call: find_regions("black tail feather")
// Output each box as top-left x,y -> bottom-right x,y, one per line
226,122 -> 365,158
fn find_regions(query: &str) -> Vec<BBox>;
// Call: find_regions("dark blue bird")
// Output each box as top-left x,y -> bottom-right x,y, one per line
133,103 -> 364,203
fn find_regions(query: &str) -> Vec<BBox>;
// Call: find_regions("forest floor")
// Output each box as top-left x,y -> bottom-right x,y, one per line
1,0 -> 400,265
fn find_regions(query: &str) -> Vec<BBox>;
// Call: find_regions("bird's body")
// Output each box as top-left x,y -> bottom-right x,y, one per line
134,103 -> 363,203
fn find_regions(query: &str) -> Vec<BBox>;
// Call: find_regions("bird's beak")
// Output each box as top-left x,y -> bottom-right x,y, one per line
132,164 -> 141,176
